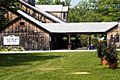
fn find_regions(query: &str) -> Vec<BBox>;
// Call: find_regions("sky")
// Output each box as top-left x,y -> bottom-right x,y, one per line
70,0 -> 81,7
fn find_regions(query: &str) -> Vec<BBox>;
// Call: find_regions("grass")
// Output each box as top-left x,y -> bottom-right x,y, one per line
0,52 -> 120,80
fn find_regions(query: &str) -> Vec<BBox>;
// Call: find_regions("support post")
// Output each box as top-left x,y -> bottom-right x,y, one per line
88,34 -> 91,50
68,34 -> 71,50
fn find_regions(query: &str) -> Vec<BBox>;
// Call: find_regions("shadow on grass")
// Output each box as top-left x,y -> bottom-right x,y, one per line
103,66 -> 120,70
0,53 -> 63,67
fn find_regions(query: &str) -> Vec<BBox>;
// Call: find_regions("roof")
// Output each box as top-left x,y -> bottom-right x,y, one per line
40,22 -> 118,33
17,10 -> 42,23
19,0 -> 65,23
17,5 -> 118,34
35,5 -> 69,12
17,10 -> 50,32
15,11 -> 119,34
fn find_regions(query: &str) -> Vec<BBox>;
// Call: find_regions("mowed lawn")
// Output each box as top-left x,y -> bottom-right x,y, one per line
0,52 -> 120,80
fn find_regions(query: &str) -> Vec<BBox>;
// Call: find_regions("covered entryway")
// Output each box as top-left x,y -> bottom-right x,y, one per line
50,33 -> 102,50
41,22 -> 118,50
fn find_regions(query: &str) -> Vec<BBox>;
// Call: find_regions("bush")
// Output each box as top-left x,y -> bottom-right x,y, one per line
0,46 -> 24,51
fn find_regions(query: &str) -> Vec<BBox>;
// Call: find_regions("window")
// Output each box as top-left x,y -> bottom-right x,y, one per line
20,22 -> 25,25
19,22 -> 27,32
63,13 -> 67,19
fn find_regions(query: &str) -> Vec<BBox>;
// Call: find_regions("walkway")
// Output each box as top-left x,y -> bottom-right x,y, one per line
0,50 -> 97,54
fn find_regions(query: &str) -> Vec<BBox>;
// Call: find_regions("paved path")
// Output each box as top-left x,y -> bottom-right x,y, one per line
0,50 -> 97,54
0,49 -> 120,54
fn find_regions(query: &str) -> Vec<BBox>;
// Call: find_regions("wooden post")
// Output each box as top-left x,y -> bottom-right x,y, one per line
89,34 -> 91,49
87,34 -> 89,50
68,34 -> 71,50
88,34 -> 92,50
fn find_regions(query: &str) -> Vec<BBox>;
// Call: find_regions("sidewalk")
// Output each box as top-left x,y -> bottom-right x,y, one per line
0,49 -> 120,54
0,50 -> 97,54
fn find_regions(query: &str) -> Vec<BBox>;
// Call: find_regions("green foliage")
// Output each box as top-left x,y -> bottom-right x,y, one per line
37,0 -> 53,5
68,0 -> 120,22
64,0 -> 71,6
0,0 -> 17,7
63,37 -> 67,40
37,0 -> 71,6
0,46 -> 24,51
91,35 -> 98,48
97,0 -> 120,21
53,0 -> 64,5
79,34 -> 88,47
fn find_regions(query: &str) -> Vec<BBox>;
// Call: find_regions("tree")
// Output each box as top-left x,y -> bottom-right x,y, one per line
0,0 -> 17,7
52,0 -> 65,5
68,1 -> 102,22
0,0 -> 18,25
37,0 -> 53,5
68,0 -> 120,22
97,0 -> 120,21
64,0 -> 71,6
37,0 -> 71,6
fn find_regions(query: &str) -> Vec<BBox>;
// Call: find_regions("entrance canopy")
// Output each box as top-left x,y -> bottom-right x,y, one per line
40,22 -> 118,33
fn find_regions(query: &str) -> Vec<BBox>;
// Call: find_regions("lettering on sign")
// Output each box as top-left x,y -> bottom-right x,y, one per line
3,35 -> 20,45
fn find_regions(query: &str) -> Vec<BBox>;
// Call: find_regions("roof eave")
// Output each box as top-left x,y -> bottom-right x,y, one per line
106,24 -> 118,33
50,32 -> 106,34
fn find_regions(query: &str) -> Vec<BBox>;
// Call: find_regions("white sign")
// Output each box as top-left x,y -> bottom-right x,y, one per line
3,35 -> 20,45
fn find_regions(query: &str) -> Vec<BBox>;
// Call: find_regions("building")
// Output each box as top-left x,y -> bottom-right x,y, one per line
36,5 -> 69,22
0,0 -> 120,50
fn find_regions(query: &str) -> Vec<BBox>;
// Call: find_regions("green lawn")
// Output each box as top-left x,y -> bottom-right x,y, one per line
0,52 -> 120,80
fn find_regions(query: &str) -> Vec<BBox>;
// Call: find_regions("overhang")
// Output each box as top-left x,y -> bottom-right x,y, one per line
40,22 -> 118,34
